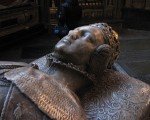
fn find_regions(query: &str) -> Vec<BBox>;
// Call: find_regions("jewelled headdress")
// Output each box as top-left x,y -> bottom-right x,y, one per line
90,23 -> 120,68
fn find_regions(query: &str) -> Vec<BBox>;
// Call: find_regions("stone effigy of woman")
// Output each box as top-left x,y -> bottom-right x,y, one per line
0,23 -> 150,120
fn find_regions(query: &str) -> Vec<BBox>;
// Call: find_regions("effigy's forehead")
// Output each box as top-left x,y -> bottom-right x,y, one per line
74,25 -> 101,34
76,25 -> 98,30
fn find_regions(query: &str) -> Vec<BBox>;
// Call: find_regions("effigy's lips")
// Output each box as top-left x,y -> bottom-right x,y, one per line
4,67 -> 87,120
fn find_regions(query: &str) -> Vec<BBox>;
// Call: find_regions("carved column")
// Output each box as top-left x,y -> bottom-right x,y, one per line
145,0 -> 150,10
104,0 -> 114,18
115,0 -> 124,19
38,0 -> 50,29
49,0 -> 58,26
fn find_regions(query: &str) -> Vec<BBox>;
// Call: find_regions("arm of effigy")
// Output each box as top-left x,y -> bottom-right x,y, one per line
4,67 -> 86,120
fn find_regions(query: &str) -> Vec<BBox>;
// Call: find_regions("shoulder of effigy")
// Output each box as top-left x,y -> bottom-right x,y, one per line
30,55 -> 49,71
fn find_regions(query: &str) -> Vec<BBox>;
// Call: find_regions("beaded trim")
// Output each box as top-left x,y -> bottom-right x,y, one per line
47,53 -> 96,82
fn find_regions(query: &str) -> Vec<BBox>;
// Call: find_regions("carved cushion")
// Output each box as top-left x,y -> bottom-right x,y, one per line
80,70 -> 150,120
32,56 -> 150,120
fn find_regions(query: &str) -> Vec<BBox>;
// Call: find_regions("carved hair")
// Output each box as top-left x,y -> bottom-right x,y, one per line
90,23 -> 120,68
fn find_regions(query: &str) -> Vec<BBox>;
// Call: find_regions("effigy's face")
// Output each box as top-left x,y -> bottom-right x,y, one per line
54,26 -> 104,65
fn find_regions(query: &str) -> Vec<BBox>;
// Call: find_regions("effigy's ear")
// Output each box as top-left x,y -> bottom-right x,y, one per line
87,44 -> 112,79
